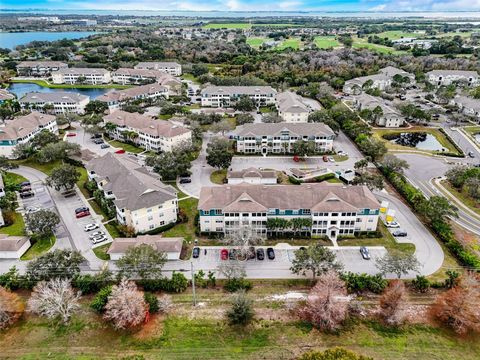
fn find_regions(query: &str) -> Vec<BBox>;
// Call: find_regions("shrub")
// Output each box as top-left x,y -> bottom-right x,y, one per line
299,347 -> 373,360
411,275 -> 430,293
340,272 -> 387,294
144,292 -> 159,313
138,272 -> 188,293
225,291 -> 254,326
73,270 -> 112,294
224,278 -> 252,293
90,286 -> 113,313
0,286 -> 25,330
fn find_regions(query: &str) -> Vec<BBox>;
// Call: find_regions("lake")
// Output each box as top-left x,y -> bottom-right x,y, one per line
389,132 -> 447,152
0,31 -> 98,49
8,82 -> 110,100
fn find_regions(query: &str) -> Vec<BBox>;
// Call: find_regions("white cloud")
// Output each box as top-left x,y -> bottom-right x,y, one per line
279,1 -> 302,10
369,0 -> 480,11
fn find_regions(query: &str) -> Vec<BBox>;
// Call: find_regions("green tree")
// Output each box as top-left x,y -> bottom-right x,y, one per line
233,95 -> 256,112
206,137 -> 233,169
291,140 -> 316,156
290,244 -> 343,279
418,196 -> 458,224
25,209 -> 60,238
117,244 -> 167,280
380,154 -> 409,175
352,173 -> 384,191
26,249 -> 85,281
236,113 -> 254,125
85,100 -> 108,114
225,290 -> 254,326
46,164 -> 81,191
375,252 -> 421,279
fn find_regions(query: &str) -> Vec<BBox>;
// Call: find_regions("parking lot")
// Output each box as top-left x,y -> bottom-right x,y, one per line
179,245 -> 387,279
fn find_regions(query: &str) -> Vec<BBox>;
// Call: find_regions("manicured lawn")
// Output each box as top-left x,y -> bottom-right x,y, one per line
104,222 -> 122,239
163,197 -> 198,242
276,38 -> 301,50
88,200 -> 109,222
373,127 -> 462,156
376,30 -> 424,40
158,114 -> 173,120
203,23 -> 251,29
441,180 -> 480,216
352,37 -> 408,55
2,172 -> 28,188
246,37 -> 268,48
181,73 -> 200,83
14,158 -> 62,176
163,181 -> 188,199
210,169 -> 227,184
332,155 -> 349,162
93,243 -> 111,260
0,212 -> 25,236
20,235 -> 55,260
11,79 -> 131,89
107,140 -> 144,154
314,36 -> 340,49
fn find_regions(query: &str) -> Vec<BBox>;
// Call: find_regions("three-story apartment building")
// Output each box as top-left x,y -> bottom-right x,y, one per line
426,70 -> 480,87
19,92 -> 89,114
233,123 -> 335,155
51,68 -> 111,85
97,83 -> 169,110
198,183 -> 380,241
16,61 -> 68,76
104,111 -> 192,152
0,112 -> 58,158
86,153 -> 178,233
134,62 -> 182,76
201,86 -> 277,107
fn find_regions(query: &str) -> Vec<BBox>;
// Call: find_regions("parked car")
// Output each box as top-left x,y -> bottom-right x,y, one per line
19,186 -> 32,193
25,206 -> 40,214
66,132 -> 76,137
192,247 -> 200,259
228,249 -> 237,260
100,144 -> 110,149
247,246 -> 256,260
61,189 -> 76,198
386,221 -> 400,228
89,231 -> 105,239
266,247 -> 275,260
91,134 -> 102,139
84,223 -> 99,232
92,236 -> 106,244
468,151 -> 475,158
115,149 -> 126,154
220,248 -> 229,260
20,191 -> 34,199
179,177 -> 192,184
322,155 -> 328,162
94,138 -> 104,145
393,230 -> 408,237
75,207 -> 89,214
20,181 -> 31,187
256,248 -> 265,261
328,156 -> 335,163
76,210 -> 90,219
360,246 -> 371,260
399,95 -> 406,100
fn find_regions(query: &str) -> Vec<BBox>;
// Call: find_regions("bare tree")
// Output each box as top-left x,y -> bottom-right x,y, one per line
217,260 -> 247,280
0,286 -> 25,329
378,280 -> 408,326
157,295 -> 173,314
103,280 -> 148,329
27,279 -> 80,324
431,272 -> 480,335
223,225 -> 265,259
297,271 -> 350,332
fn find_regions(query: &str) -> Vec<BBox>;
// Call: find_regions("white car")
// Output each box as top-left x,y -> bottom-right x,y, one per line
84,223 -> 99,232
92,236 -> 106,244
328,157 -> 335,163
386,221 -> 400,228
26,207 -> 40,214
89,231 -> 104,239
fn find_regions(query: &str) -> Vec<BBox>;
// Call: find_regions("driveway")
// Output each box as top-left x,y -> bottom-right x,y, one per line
65,122 -> 113,157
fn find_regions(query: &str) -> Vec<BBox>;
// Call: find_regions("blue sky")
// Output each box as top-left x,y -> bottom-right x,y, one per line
1,0 -> 479,12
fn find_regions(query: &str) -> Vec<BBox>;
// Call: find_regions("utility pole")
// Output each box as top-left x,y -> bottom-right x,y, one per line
191,261 -> 197,307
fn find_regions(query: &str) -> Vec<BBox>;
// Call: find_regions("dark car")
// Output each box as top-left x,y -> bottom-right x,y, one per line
20,191 -> 34,199
393,230 -> 408,237
75,207 -> 89,214
100,144 -> 110,149
179,177 -> 192,184
19,186 -> 32,193
267,247 -> 275,260
247,246 -> 256,260
192,247 -> 200,259
256,248 -> 265,261
468,151 -> 475,158
91,134 -> 102,139
94,138 -> 104,145
228,249 -> 237,260
360,246 -> 370,260
20,181 -> 31,187
61,189 -> 76,198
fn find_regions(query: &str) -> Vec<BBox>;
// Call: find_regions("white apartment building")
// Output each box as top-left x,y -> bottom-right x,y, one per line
353,93 -> 405,128
451,96 -> 480,120
198,183 -> 381,240
16,61 -> 68,76
19,92 -> 89,115
104,110 -> 192,152
343,66 -> 415,95
234,123 -> 335,155
426,70 -> 480,87
86,153 -> 178,234
112,68 -> 178,85
0,112 -> 58,158
134,62 -> 182,76
51,68 -> 111,85
201,86 -> 277,107
97,83 -> 169,110
276,91 -> 312,123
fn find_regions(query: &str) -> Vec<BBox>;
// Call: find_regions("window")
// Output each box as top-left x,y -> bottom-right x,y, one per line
149,224 -> 154,230
148,216 -> 153,221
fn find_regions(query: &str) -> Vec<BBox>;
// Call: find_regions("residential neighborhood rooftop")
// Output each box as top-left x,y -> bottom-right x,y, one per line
107,235 -> 183,254
234,122 -> 335,137
19,91 -> 89,104
0,111 -> 56,141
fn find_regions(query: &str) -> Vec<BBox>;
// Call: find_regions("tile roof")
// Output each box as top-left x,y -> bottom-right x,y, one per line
198,183 -> 380,213
86,152 -> 177,211
104,110 -> 191,138
0,89 -> 15,101
235,122 -> 335,137
0,111 -> 56,141
107,235 -> 183,254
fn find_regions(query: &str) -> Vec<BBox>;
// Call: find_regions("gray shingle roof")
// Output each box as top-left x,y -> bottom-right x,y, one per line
0,111 -> 56,141
427,70 -> 479,77
53,67 -> 110,75
235,123 -> 335,137
19,91 -> 89,104
227,167 -> 277,180
201,86 -> 277,97
86,153 -> 177,211
97,83 -> 168,103
276,91 -> 310,114
107,235 -> 183,254
198,183 -> 380,213
0,234 -> 29,251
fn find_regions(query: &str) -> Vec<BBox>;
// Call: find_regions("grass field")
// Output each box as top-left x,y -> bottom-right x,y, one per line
210,169 -> 227,184
246,37 -> 268,48
376,31 -> 424,40
11,79 -> 131,90
0,212 -> 25,236
314,36 -> 340,49
352,37 -> 408,55
203,23 -> 300,29
107,140 -> 144,154
93,243 -> 111,260
20,235 -> 55,260
277,38 -> 301,50
163,197 -> 199,242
